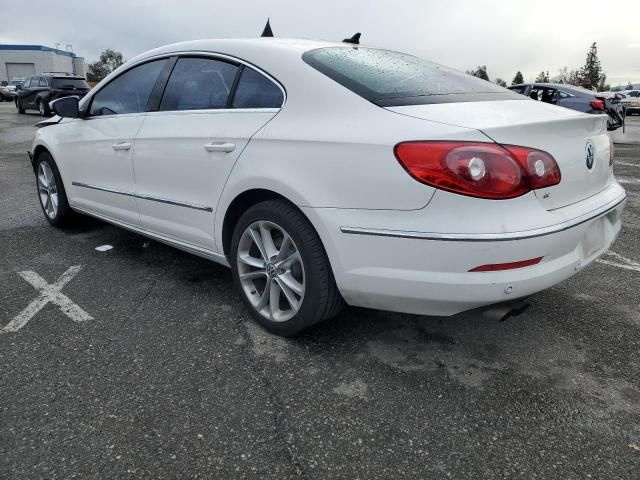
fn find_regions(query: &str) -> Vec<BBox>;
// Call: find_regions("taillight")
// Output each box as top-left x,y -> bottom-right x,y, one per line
394,141 -> 561,200
591,99 -> 605,111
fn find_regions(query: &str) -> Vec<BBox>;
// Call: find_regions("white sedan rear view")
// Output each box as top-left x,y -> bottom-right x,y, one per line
30,38 -> 625,336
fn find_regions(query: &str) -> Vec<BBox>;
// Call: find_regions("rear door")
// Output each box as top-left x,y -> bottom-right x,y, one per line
23,76 -> 41,107
133,56 -> 283,251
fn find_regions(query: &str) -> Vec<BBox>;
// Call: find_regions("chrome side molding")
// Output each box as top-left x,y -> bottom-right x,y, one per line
71,181 -> 213,212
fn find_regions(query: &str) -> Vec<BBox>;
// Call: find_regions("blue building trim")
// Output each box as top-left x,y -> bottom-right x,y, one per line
0,44 -> 76,58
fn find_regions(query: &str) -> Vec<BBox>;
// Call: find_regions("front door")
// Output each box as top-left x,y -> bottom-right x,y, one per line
133,57 -> 284,251
61,58 -> 169,227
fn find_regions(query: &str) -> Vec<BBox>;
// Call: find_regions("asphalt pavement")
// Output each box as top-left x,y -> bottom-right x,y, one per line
1,102 -> 639,479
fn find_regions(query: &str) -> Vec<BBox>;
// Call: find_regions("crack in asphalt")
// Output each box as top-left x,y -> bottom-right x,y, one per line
233,314 -> 308,479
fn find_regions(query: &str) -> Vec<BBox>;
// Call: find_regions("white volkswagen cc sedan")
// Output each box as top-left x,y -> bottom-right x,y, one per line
30,38 -> 625,336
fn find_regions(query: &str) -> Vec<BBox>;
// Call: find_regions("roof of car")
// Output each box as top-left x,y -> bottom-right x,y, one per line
130,37 -> 343,65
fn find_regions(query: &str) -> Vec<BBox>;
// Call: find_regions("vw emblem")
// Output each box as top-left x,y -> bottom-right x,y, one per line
266,263 -> 278,279
585,141 -> 595,170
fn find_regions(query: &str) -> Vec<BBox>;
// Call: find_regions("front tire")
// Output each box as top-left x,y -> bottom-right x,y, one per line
35,152 -> 76,227
231,200 -> 343,336
16,98 -> 25,114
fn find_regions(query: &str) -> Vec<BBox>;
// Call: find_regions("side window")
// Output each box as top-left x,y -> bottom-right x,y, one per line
39,77 -> 48,87
529,88 -> 542,101
232,67 -> 284,108
540,88 -> 558,104
22,78 -> 31,88
89,59 -> 166,116
160,57 -> 238,111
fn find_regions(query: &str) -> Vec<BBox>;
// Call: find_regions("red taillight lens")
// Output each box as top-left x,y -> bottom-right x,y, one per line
394,141 -> 561,200
591,99 -> 605,110
469,257 -> 543,272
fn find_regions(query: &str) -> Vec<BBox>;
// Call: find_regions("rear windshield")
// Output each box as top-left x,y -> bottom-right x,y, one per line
52,78 -> 89,89
302,47 -> 522,106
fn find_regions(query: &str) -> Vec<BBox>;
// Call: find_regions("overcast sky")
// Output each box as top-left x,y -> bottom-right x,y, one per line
1,0 -> 639,86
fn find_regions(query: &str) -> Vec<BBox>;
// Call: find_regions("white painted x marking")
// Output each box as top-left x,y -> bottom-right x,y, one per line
1,266 -> 93,334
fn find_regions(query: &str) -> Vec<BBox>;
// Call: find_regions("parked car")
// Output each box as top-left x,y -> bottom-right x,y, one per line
29,39 -> 625,336
15,73 -> 90,116
508,83 -> 624,130
8,78 -> 25,91
619,90 -> 640,115
0,84 -> 14,101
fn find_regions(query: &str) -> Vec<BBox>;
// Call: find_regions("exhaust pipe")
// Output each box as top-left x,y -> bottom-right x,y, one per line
482,300 -> 530,322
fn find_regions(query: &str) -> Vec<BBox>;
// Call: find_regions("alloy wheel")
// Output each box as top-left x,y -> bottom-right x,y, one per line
37,162 -> 58,219
237,220 -> 305,322
38,101 -> 44,116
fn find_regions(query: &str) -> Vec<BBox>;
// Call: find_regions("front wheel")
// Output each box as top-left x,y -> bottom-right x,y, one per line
16,98 -> 25,114
35,152 -> 76,227
231,200 -> 344,336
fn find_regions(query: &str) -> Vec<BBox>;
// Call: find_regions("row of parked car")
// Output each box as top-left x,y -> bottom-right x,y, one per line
507,82 -> 630,130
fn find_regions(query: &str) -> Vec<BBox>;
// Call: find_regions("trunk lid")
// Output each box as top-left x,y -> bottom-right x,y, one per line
387,100 -> 611,210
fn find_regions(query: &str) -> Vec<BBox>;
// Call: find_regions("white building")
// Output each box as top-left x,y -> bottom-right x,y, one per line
0,44 -> 86,83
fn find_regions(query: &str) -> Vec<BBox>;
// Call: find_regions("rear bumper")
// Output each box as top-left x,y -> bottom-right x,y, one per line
303,183 -> 625,316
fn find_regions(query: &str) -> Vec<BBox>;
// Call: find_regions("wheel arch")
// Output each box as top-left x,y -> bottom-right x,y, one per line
31,144 -> 51,172
221,188 -> 298,257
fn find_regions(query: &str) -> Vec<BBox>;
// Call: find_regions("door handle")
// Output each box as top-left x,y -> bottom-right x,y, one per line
204,142 -> 236,153
112,142 -> 131,151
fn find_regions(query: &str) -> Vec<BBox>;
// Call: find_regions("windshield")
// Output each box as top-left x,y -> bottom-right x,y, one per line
52,78 -> 89,89
303,47 -> 521,106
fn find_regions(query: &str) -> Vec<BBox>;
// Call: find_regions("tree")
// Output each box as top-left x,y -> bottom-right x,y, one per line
494,78 -> 508,87
568,69 -> 581,86
535,71 -> 550,83
626,82 -> 634,90
556,66 -> 569,84
598,73 -> 609,92
86,49 -> 124,83
467,65 -> 490,81
512,71 -> 524,85
580,42 -> 605,92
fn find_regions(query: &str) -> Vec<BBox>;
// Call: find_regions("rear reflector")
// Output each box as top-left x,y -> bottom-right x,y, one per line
469,257 -> 543,272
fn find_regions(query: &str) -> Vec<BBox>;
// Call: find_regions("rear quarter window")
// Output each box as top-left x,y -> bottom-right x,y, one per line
231,67 -> 283,108
303,47 -> 522,106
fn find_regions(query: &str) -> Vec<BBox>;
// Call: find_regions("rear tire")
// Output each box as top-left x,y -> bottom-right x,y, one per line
230,199 -> 344,336
35,151 -> 76,227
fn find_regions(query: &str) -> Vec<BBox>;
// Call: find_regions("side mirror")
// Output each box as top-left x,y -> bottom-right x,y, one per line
614,93 -> 623,100
51,96 -> 80,118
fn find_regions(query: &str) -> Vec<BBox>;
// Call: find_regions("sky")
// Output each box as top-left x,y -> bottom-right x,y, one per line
1,0 -> 639,86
